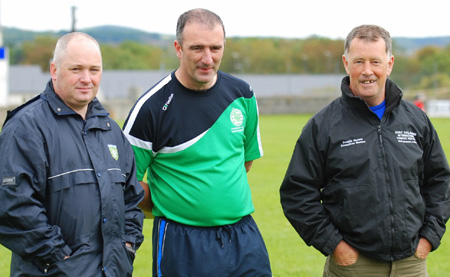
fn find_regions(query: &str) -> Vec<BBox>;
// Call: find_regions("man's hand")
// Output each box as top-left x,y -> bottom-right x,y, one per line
138,181 -> 154,212
414,237 -> 432,259
125,242 -> 136,256
332,240 -> 359,266
245,161 -> 254,172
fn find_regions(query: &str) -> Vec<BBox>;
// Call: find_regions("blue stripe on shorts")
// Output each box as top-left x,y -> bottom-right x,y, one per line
157,219 -> 167,277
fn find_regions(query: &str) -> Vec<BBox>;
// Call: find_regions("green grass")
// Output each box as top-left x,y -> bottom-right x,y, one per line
1,114 -> 450,276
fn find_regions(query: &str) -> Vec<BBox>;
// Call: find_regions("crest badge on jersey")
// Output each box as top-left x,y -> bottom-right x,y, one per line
230,108 -> 244,126
108,144 -> 119,160
230,108 -> 245,133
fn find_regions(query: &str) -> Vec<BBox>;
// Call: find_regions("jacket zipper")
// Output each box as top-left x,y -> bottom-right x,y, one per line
377,124 -> 395,260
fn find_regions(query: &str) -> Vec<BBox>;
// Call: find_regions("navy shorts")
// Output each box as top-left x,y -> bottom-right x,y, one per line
152,215 -> 272,277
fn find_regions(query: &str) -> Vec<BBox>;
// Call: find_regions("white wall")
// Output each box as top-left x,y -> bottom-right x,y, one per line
427,100 -> 450,117
0,47 -> 8,107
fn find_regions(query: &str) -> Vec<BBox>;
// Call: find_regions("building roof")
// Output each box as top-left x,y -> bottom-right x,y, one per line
8,65 -> 344,100
9,65 -> 49,94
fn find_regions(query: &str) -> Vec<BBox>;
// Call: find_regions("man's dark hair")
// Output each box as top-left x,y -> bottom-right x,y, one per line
176,8 -> 225,45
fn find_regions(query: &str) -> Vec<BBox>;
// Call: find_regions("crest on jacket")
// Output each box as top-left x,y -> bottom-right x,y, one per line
108,144 -> 119,160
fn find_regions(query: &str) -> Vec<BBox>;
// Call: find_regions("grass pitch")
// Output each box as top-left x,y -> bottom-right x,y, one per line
1,114 -> 449,276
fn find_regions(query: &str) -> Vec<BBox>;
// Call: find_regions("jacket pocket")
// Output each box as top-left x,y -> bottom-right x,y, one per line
46,170 -> 102,246
323,184 -> 379,246
47,169 -> 97,192
108,169 -> 127,235
402,179 -> 425,242
47,250 -> 102,276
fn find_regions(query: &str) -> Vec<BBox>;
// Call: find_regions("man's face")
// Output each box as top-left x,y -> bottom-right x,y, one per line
50,37 -> 102,114
174,22 -> 225,90
342,38 -> 394,106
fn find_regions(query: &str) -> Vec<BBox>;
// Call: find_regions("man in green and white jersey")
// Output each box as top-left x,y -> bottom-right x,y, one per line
123,8 -> 272,277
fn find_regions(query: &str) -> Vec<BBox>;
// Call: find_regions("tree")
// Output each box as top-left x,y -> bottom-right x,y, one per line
6,34 -> 449,94
21,36 -> 58,71
300,36 -> 344,74
414,46 -> 450,89
101,41 -> 164,70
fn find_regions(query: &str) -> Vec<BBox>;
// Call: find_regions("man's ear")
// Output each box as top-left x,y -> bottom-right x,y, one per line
174,40 -> 182,59
387,55 -> 395,76
342,55 -> 350,75
50,62 -> 57,81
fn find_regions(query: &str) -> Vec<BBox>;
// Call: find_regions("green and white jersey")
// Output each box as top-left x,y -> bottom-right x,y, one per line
123,71 -> 263,226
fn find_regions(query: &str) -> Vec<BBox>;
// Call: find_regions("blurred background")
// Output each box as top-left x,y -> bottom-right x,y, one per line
1,0 -> 449,120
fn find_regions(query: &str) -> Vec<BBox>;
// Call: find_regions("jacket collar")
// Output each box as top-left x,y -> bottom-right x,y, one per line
340,76 -> 403,113
42,79 -> 109,119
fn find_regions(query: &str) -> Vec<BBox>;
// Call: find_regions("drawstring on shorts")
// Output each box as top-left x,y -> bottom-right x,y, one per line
216,225 -> 232,248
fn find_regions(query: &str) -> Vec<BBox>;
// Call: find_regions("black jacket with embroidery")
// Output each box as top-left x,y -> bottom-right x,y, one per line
280,76 -> 450,262
0,80 -> 144,276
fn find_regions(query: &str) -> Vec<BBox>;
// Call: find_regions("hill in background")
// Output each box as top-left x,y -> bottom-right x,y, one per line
3,25 -> 450,53
394,36 -> 450,53
3,25 -> 174,47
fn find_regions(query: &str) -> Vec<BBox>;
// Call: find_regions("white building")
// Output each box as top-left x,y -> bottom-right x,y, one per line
0,28 -> 9,107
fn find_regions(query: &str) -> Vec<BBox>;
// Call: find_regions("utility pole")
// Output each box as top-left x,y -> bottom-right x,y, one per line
71,6 -> 77,32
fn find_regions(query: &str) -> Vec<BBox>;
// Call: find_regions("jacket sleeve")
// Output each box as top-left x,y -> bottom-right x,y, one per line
419,118 -> 450,251
0,129 -> 72,267
121,138 -> 145,250
280,118 -> 343,256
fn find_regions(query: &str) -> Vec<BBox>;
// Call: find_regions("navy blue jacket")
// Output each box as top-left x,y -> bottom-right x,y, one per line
280,77 -> 450,262
0,80 -> 145,276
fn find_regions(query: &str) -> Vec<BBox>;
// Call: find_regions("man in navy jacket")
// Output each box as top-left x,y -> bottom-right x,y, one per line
0,32 -> 144,276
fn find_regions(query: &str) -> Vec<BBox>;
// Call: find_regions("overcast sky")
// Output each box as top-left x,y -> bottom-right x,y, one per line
1,0 -> 449,39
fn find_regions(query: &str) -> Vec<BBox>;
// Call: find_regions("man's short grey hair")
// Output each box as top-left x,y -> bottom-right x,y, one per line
176,8 -> 225,46
52,32 -> 101,67
344,25 -> 392,58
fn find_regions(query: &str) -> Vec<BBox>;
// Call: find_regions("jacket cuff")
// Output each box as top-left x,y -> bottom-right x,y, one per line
419,228 -> 441,251
321,231 -> 343,256
37,245 -> 72,272
49,245 -> 72,264
124,235 -> 137,247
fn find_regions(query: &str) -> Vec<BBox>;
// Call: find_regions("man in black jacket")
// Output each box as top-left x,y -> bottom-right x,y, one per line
0,32 -> 144,276
280,25 -> 450,276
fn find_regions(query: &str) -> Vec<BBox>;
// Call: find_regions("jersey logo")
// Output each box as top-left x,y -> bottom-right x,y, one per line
230,108 -> 244,126
230,108 -> 244,133
108,144 -> 119,160
162,93 -> 174,111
